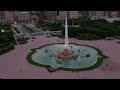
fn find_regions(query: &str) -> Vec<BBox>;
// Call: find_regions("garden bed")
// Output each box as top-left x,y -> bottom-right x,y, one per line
22,25 -> 36,33
12,27 -> 20,33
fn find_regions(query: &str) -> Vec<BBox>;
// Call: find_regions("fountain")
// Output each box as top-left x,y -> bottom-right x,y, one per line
64,17 -> 69,49
27,17 -> 108,72
54,17 -> 78,61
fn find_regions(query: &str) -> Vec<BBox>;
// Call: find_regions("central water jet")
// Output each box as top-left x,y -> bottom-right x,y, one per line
64,17 -> 69,50
54,17 -> 79,61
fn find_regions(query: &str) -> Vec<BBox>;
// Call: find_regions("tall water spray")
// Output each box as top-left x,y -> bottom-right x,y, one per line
64,17 -> 69,49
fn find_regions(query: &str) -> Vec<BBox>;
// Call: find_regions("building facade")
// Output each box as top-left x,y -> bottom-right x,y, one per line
78,11 -> 89,17
3,11 -> 14,23
14,11 -> 30,22
1,11 -> 120,23
57,11 -> 79,19
43,11 -> 57,20
0,11 -> 4,20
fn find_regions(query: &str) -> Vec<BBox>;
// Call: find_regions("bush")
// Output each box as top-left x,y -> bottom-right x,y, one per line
17,38 -> 28,44
36,19 -> 63,31
22,25 -> 35,33
0,32 -> 15,44
112,21 -> 120,26
0,44 -> 15,55
0,22 -> 12,31
78,33 -> 100,40
19,40 -> 27,44
0,22 -> 16,55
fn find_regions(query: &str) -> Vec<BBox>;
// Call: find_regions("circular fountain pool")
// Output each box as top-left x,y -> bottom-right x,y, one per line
27,43 -> 108,72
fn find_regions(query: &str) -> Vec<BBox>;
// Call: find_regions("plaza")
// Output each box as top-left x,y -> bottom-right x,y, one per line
0,35 -> 120,79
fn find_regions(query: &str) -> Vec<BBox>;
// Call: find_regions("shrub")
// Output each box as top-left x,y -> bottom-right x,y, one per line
22,25 -> 35,33
78,33 -> 100,40
17,38 -> 28,44
0,44 -> 15,55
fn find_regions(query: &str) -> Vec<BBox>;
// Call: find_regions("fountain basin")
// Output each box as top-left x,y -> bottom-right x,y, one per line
27,43 -> 108,72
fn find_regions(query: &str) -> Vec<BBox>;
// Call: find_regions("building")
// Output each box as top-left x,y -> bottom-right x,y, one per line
57,11 -> 68,19
78,11 -> 89,17
0,11 -> 4,20
69,11 -> 79,18
95,11 -> 104,17
29,11 -> 40,24
57,11 -> 79,19
1,11 -> 120,23
43,11 -> 57,20
111,11 -> 119,17
3,11 -> 14,23
14,11 -> 30,23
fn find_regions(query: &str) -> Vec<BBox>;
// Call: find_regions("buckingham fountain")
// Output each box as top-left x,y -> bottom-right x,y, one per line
27,17 -> 108,72
54,17 -> 79,61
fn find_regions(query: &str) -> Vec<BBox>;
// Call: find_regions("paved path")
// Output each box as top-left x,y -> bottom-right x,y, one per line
0,36 -> 120,79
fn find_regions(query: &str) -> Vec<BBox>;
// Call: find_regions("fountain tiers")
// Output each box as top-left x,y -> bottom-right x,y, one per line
54,17 -> 79,60
55,49 -> 78,59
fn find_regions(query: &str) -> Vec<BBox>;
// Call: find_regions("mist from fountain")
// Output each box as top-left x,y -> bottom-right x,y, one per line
64,17 -> 69,49
54,17 -> 79,61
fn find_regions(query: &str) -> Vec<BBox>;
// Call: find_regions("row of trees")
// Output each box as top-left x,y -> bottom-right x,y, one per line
0,22 -> 12,31
17,37 -> 28,44
0,22 -> 16,55
0,32 -> 15,43
0,44 -> 15,55
62,17 -> 120,40
36,17 -> 120,40
36,19 -> 64,31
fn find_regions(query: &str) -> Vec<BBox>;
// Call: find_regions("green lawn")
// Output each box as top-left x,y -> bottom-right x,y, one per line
17,37 -> 28,44
12,26 -> 20,33
0,22 -> 16,55
22,24 -> 35,33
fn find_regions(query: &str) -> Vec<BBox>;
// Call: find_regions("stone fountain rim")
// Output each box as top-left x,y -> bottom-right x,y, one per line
26,43 -> 109,73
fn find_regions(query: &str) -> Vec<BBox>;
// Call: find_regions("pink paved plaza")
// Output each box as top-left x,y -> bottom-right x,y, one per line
0,35 -> 120,79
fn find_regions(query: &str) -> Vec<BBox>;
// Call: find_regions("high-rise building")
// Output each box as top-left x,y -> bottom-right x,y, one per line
1,11 -> 120,23
118,11 -> 120,17
111,11 -> 119,17
96,11 -> 104,17
0,11 -> 4,20
30,11 -> 40,21
58,11 -> 68,19
3,11 -> 14,23
69,11 -> 79,18
57,11 -> 79,19
15,11 -> 30,22
89,11 -> 97,16
78,11 -> 89,17
43,11 -> 57,20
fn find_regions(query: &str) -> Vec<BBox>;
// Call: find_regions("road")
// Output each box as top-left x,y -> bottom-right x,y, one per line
26,24 -> 43,32
26,23 -> 45,35
13,24 -> 31,38
12,23 -> 46,37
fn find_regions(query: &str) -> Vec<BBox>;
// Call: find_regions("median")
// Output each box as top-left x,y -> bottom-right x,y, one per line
22,24 -> 35,33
